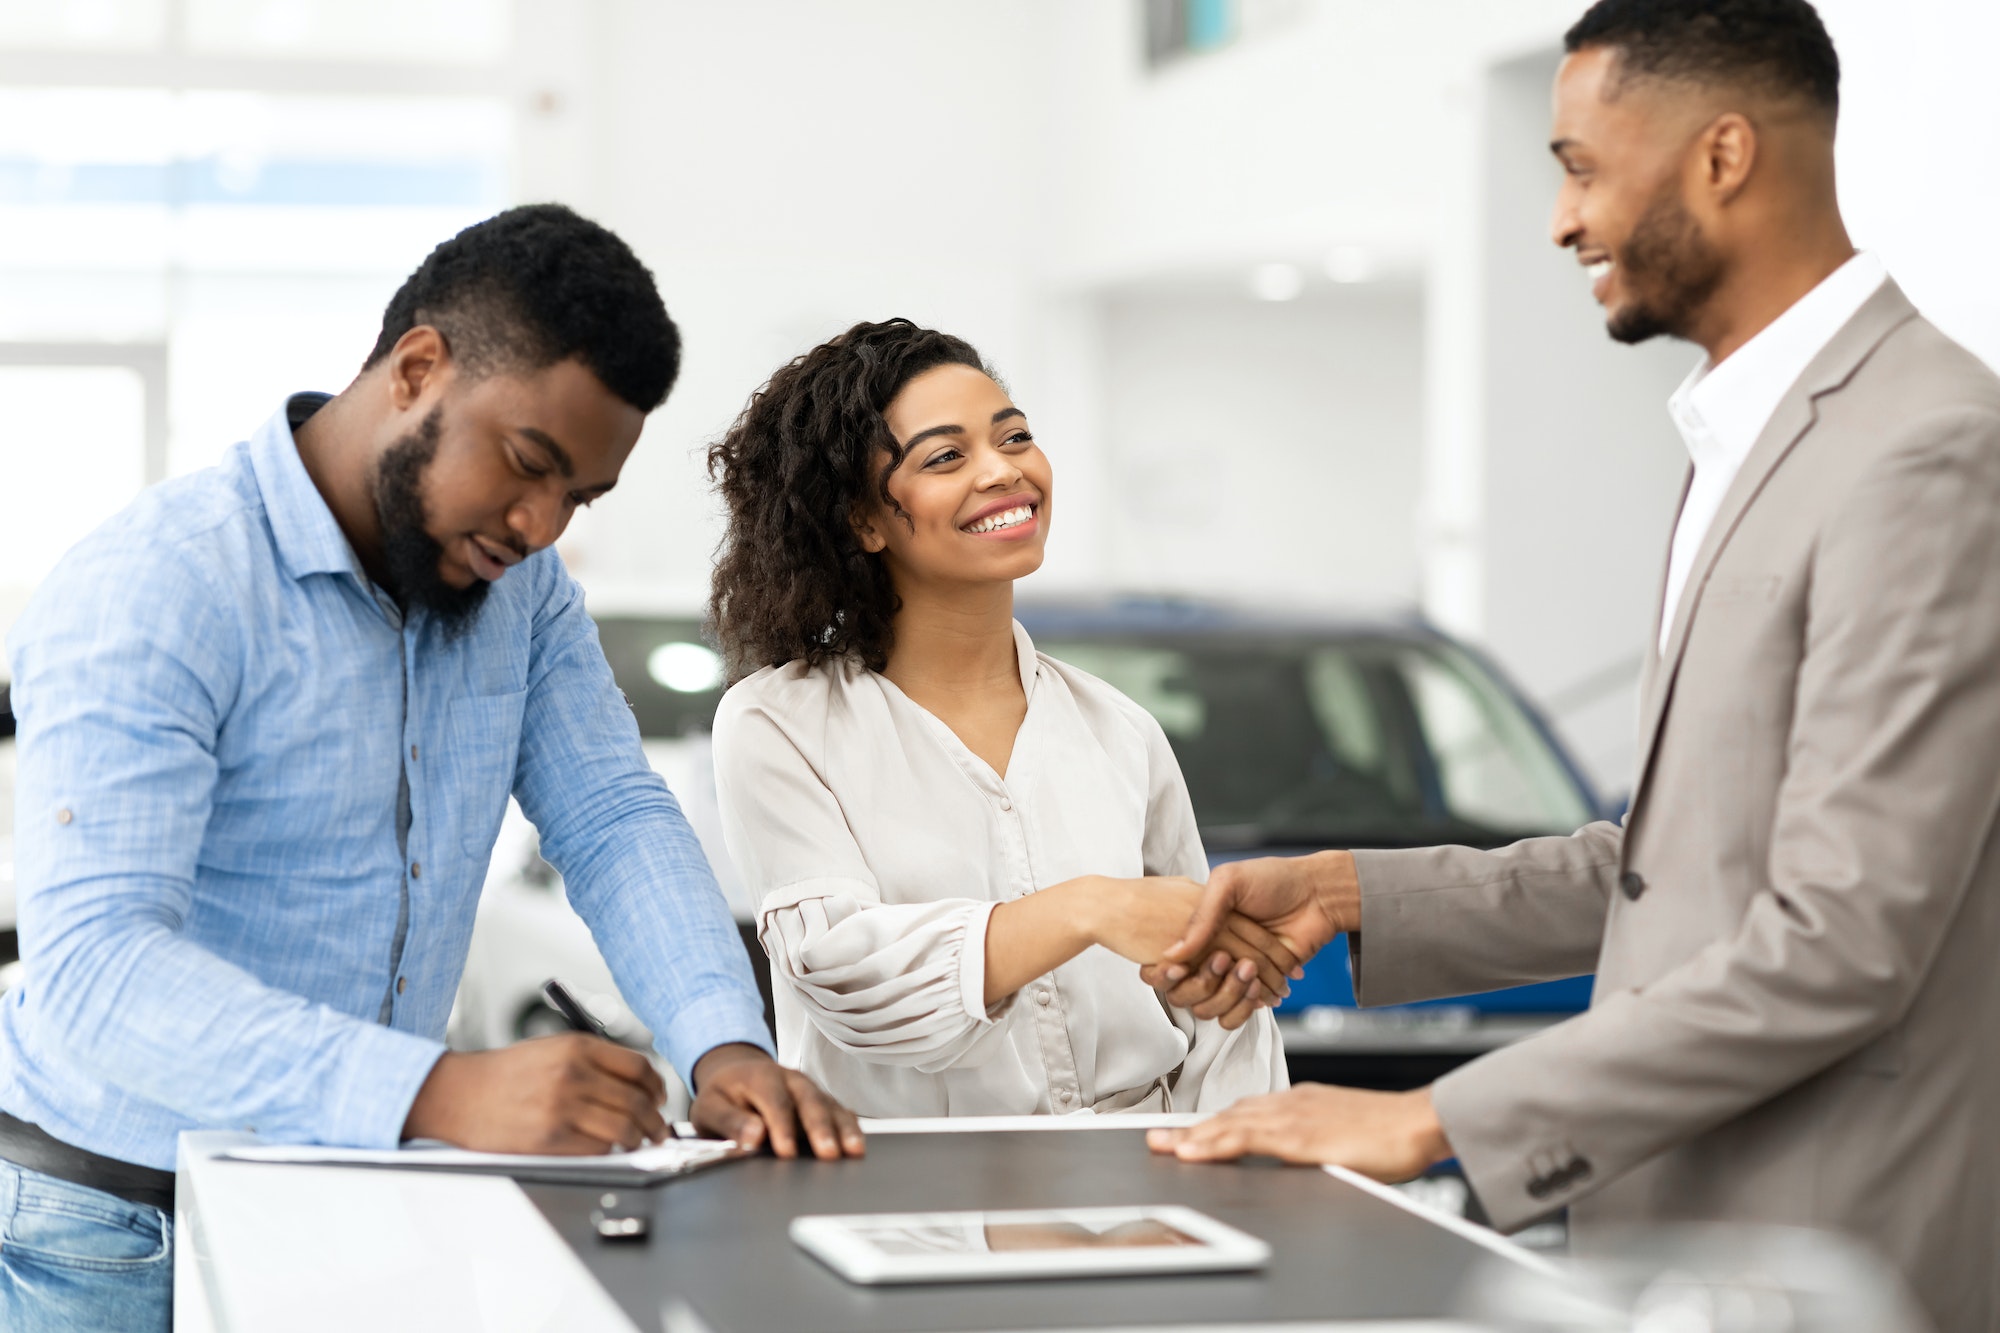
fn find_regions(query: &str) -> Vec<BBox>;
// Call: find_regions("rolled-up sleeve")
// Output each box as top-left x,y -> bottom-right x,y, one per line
715,687 -> 1014,1071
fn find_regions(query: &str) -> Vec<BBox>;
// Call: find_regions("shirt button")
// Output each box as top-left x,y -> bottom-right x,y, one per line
999,797 -> 1013,811
1035,990 -> 1052,1006
411,862 -> 422,879
1057,1089 -> 1073,1105
396,976 -> 407,995
56,808 -> 73,825
410,744 -> 419,762
1620,871 -> 1646,900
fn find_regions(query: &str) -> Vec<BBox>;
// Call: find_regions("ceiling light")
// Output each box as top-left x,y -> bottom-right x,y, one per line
646,642 -> 724,694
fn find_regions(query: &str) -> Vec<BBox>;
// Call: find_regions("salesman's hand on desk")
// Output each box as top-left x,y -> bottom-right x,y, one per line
690,1043 -> 865,1160
1145,1084 -> 1450,1183
403,1034 -> 671,1153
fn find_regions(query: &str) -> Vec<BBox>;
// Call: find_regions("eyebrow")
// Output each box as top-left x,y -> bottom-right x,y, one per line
518,428 -> 575,479
899,407 -> 1028,453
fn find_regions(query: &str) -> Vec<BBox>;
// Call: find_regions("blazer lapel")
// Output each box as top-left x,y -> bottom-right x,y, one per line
1626,279 -> 1922,814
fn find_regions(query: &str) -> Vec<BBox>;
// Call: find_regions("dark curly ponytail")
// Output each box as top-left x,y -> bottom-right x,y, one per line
706,319 -> 988,681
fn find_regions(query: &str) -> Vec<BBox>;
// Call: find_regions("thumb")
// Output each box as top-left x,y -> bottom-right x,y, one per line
1161,866 -> 1237,964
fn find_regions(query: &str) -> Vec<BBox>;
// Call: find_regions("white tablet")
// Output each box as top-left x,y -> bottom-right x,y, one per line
789,1204 -> 1271,1285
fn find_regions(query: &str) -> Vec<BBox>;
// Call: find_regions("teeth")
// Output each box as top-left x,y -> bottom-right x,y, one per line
1586,260 -> 1613,280
966,504 -> 1034,534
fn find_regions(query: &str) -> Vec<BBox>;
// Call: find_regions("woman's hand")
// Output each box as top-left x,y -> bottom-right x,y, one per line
1085,878 -> 1301,1026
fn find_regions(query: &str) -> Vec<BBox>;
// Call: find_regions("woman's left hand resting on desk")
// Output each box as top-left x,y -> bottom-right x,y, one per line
984,875 -> 1304,1030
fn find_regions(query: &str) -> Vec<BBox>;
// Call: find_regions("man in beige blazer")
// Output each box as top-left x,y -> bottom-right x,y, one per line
1143,2 -> 2000,1327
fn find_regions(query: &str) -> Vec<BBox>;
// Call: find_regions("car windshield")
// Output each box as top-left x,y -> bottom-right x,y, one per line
1035,635 -> 1594,850
591,617 -> 1595,852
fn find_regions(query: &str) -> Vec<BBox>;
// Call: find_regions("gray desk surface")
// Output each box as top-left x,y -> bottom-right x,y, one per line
522,1127 -> 1527,1332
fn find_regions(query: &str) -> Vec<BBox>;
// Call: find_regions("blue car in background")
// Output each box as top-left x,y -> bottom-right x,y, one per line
1016,598 -> 1606,1089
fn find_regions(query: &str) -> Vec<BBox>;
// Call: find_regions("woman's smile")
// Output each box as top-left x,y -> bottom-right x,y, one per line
960,497 -> 1040,539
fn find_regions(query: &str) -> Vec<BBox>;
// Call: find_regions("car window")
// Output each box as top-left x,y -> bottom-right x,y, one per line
593,618 -> 727,738
1039,636 -> 1593,850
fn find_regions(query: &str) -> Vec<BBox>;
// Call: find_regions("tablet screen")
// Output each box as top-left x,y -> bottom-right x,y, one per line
853,1214 -> 1205,1256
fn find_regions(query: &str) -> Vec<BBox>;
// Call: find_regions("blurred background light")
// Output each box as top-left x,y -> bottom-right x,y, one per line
1249,261 -> 1304,302
646,642 -> 725,696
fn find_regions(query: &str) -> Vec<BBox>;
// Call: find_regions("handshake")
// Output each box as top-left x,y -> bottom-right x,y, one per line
1088,851 -> 1362,1030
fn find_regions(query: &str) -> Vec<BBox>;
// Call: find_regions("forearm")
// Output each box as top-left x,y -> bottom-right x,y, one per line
26,899 -> 442,1147
983,877 -> 1108,1005
1349,824 -> 1619,1006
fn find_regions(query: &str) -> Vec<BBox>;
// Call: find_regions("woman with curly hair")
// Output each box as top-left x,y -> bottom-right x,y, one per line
706,319 -> 1292,1119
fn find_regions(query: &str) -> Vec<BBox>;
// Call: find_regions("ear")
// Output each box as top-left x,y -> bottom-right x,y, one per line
385,325 -> 450,411
1699,112 -> 1758,204
851,506 -> 888,554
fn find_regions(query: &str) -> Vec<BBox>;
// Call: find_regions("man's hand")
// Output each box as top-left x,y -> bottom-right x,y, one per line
1145,1083 -> 1450,1183
690,1043 -> 865,1160
1087,877 -> 1302,1027
403,1034 -> 669,1153
1139,851 -> 1358,1012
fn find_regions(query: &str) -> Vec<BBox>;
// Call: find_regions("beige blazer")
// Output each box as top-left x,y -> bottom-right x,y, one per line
1350,281 -> 2000,1332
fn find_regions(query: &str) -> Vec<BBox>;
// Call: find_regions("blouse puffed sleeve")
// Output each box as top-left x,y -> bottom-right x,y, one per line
711,676 -> 1016,1072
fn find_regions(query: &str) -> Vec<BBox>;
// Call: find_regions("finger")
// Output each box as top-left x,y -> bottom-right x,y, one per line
1189,956 -> 1252,1022
1145,1127 -> 1185,1155
1175,1124 -> 1253,1162
691,1089 -> 766,1150
1216,980 -> 1264,1032
1215,927 -> 1292,999
742,1073 -> 802,1159
583,1039 -> 669,1102
1164,952 -> 1233,1009
784,1071 -> 844,1160
574,1061 -> 670,1144
1160,869 -> 1238,964
1218,913 -> 1301,980
830,1098 -> 867,1157
566,1099 -> 651,1153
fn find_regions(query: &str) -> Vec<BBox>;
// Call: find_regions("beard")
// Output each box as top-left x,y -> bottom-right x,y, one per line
1606,178 -> 1726,346
372,406 -> 490,641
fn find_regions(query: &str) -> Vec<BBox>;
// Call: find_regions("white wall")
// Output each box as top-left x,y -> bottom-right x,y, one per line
513,0 -> 1048,610
1095,284 -> 1425,609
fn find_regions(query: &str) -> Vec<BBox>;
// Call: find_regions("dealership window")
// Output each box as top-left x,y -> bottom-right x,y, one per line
0,0 -> 512,602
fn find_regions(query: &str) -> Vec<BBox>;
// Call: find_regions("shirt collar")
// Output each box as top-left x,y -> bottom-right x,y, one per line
248,393 -> 371,583
1011,619 -> 1041,705
1666,251 -> 1888,470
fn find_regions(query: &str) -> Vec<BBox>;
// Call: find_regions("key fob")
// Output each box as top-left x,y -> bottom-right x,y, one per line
590,1190 -> 653,1242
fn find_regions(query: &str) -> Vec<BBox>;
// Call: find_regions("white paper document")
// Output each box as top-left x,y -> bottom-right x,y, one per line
219,1137 -> 746,1183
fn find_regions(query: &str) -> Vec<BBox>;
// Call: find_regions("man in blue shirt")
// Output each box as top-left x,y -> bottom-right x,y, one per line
0,204 -> 861,1331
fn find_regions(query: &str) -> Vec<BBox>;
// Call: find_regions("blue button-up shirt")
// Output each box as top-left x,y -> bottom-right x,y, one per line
1,396 -> 771,1170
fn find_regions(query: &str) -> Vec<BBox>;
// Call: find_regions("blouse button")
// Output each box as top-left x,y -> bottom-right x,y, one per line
999,797 -> 1013,812
1058,1089 -> 1073,1105
1035,989 -> 1052,1006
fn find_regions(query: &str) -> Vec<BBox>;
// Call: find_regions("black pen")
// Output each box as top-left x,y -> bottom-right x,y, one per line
541,978 -> 608,1037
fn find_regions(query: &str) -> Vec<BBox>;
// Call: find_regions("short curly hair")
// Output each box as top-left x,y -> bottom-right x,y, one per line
1565,0 -> 1839,116
364,203 -> 680,412
706,319 -> 989,681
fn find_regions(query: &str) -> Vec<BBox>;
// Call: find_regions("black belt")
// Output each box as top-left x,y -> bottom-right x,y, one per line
0,1113 -> 175,1213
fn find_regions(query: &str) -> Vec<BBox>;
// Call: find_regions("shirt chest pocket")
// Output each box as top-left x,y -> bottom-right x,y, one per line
443,690 -> 528,859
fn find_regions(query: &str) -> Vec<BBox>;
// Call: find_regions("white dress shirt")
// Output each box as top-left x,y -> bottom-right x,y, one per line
712,622 -> 1287,1120
1659,252 -> 1888,651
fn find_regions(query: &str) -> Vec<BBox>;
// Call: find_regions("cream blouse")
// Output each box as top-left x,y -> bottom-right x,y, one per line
711,622 -> 1286,1120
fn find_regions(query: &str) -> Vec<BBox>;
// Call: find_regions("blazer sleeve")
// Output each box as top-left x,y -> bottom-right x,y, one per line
1433,412 -> 2000,1232
712,685 -> 1016,1073
1346,822 -> 1622,1006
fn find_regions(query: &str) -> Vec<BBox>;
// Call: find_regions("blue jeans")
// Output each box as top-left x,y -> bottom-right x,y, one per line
0,1162 -> 172,1333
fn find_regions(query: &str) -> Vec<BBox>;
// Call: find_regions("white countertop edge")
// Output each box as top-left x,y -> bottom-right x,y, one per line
1322,1164 -> 1562,1278
857,1113 -> 1205,1134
